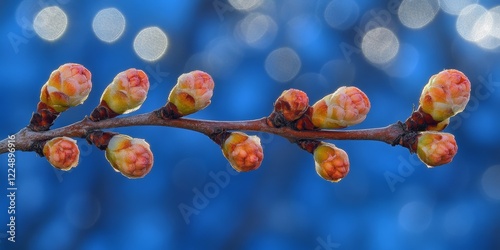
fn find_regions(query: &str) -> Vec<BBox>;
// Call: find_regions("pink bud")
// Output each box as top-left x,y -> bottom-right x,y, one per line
40,63 -> 92,112
311,86 -> 370,129
105,134 -> 154,178
168,70 -> 214,116
222,132 -> 264,172
273,89 -> 309,122
313,142 -> 349,182
417,132 -> 458,167
43,137 -> 80,170
419,69 -> 471,122
101,68 -> 150,114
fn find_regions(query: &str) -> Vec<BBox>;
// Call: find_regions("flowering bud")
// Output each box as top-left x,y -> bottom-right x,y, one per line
105,134 -> 154,178
167,70 -> 214,116
100,68 -> 150,115
419,69 -> 471,122
311,86 -> 370,129
40,63 -> 92,112
274,89 -> 309,122
221,132 -> 264,172
313,142 -> 349,182
416,132 -> 458,167
42,137 -> 79,171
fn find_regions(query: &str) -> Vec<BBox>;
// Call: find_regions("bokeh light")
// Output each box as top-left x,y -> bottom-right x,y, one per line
361,27 -> 399,64
456,4 -> 492,42
398,201 -> 433,233
475,6 -> 500,50
323,0 -> 359,30
481,165 -> 500,200
236,13 -> 277,48
228,0 -> 263,11
439,0 -> 478,15
265,47 -> 301,83
33,6 -> 68,41
398,0 -> 440,29
4,1 -> 500,249
133,26 -> 169,62
92,8 -> 126,43
489,6 -> 500,39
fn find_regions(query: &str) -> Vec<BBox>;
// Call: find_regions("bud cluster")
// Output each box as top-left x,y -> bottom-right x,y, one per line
24,63 -> 469,184
27,65 -> 221,179
402,69 -> 470,168
266,85 -> 369,182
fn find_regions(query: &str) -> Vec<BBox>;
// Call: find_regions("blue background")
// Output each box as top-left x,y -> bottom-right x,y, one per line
1,0 -> 500,249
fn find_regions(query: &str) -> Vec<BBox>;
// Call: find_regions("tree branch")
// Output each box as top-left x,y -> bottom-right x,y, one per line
0,111 -> 406,155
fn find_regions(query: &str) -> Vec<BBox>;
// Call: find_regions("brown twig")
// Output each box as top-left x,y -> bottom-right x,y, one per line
0,111 -> 407,155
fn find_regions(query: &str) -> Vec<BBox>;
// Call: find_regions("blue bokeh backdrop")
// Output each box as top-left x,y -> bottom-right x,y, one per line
1,0 -> 500,249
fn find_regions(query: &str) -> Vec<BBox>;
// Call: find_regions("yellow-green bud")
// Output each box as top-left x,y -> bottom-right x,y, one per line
313,142 -> 349,182
100,68 -> 150,114
43,137 -> 80,171
40,63 -> 92,112
105,134 -> 154,179
168,70 -> 214,116
222,132 -> 264,172
417,132 -> 458,167
312,86 -> 370,129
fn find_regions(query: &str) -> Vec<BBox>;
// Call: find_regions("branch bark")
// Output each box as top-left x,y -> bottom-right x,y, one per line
0,111 -> 406,155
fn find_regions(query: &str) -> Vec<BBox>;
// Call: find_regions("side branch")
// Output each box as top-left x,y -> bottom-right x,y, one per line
0,112 -> 405,155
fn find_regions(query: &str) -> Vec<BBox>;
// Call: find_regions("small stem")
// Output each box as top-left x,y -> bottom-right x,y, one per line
0,111 -> 406,155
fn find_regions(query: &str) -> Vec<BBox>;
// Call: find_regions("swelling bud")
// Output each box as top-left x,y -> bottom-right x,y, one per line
167,70 -> 214,117
312,86 -> 370,129
222,132 -> 264,172
91,68 -> 149,121
40,63 -> 92,112
419,69 -> 471,122
43,137 -> 80,171
30,63 -> 92,131
105,134 -> 154,179
416,132 -> 458,167
268,89 -> 310,127
313,142 -> 350,182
